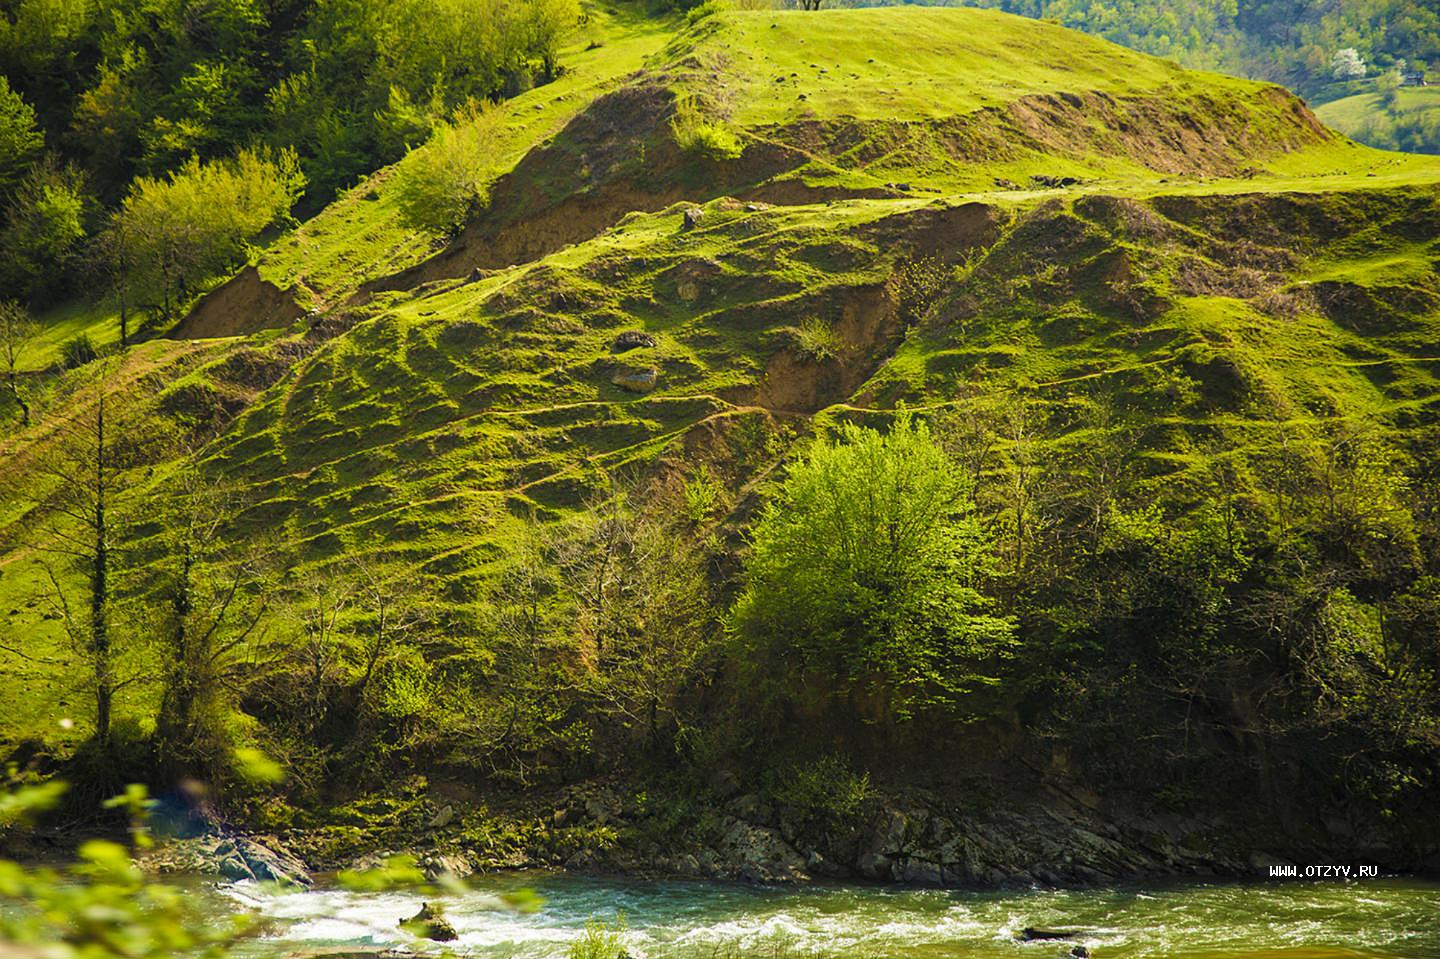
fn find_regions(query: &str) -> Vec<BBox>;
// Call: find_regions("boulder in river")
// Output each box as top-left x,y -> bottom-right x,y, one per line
399,902 -> 458,942
1020,927 -> 1082,941
215,837 -> 312,887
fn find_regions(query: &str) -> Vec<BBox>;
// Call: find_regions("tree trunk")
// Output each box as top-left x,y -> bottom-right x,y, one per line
90,394 -> 112,746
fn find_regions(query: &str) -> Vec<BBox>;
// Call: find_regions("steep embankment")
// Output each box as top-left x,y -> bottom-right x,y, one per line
4,6 -> 1440,880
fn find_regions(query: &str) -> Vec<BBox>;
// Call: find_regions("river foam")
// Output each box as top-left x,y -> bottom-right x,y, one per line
221,872 -> 1440,959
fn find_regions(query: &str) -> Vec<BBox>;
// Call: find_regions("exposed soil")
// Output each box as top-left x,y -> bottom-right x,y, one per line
172,266 -> 306,339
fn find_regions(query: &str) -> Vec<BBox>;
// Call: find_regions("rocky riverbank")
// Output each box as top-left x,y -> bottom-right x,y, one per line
139,775 -> 1439,890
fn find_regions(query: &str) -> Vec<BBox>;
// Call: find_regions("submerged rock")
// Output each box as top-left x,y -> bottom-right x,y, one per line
1020,927 -> 1082,941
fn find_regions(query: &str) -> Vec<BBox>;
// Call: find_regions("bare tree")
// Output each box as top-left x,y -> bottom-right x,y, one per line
0,300 -> 36,427
554,488 -> 716,751
153,470 -> 273,775
92,217 -> 135,348
29,374 -> 153,746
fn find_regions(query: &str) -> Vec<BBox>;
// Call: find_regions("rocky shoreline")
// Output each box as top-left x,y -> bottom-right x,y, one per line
138,778 -> 1440,891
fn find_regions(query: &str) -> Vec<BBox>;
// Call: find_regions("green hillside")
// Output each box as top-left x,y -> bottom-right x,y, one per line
1315,85 -> 1440,155
3,3 -> 1440,886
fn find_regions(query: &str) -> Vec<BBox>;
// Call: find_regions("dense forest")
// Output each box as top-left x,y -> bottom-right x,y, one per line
0,0 -> 579,308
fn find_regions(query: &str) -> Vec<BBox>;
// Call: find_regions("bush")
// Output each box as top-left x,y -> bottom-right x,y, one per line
61,332 -> 99,369
793,316 -> 839,361
771,754 -> 871,827
730,414 -> 1015,723
568,915 -> 627,959
682,465 -> 723,524
393,101 -> 500,236
670,94 -> 743,161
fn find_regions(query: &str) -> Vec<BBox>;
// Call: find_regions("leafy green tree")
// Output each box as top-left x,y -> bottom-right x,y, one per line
104,147 -> 304,320
730,415 -> 1014,723
393,101 -> 499,235
0,156 -> 89,300
0,75 -> 43,194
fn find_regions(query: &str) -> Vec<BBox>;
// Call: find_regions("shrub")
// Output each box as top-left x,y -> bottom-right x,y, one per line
568,914 -> 627,959
793,316 -> 839,361
61,332 -> 99,369
730,415 -> 1015,723
682,465 -> 723,524
670,94 -> 743,161
394,101 -> 500,236
771,754 -> 872,827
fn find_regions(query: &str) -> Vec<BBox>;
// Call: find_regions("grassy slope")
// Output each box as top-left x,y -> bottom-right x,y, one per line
1314,86 -> 1440,153
13,3 -> 675,371
3,6 -> 1440,751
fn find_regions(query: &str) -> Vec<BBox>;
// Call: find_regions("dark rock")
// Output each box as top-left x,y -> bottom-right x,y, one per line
1030,174 -> 1081,189
238,837 -> 312,887
1020,927 -> 1082,941
709,768 -> 742,800
399,902 -> 458,943
1071,947 -> 1091,958
612,330 -> 656,353
681,206 -> 704,231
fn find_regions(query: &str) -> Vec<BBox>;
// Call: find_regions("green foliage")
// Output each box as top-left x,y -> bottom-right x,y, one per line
393,101 -> 500,236
59,331 -> 97,369
895,256 -> 951,328
670,94 -> 744,161
569,914 -> 628,959
0,75 -> 42,192
0,784 -> 256,958
731,415 -> 1015,723
793,316 -> 840,361
1,157 -> 89,300
106,147 -> 305,318
770,754 -> 872,826
682,465 -> 724,524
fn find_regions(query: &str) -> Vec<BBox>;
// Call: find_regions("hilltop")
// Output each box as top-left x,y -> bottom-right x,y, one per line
2,5 -> 1440,883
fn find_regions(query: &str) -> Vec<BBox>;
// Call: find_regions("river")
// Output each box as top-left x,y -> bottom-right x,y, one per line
220,872 -> 1440,958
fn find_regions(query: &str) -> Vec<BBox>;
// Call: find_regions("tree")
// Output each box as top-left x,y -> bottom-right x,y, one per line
0,301 -> 37,427
153,471 -> 272,780
1331,47 -> 1367,80
1,156 -> 89,300
27,373 -> 159,748
730,415 -> 1014,724
0,75 -> 43,194
553,492 -> 716,753
392,101 -> 498,236
104,147 -> 304,320
91,215 -> 135,346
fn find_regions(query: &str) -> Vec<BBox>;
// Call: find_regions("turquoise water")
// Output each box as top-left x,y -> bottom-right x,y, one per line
224,872 -> 1440,958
